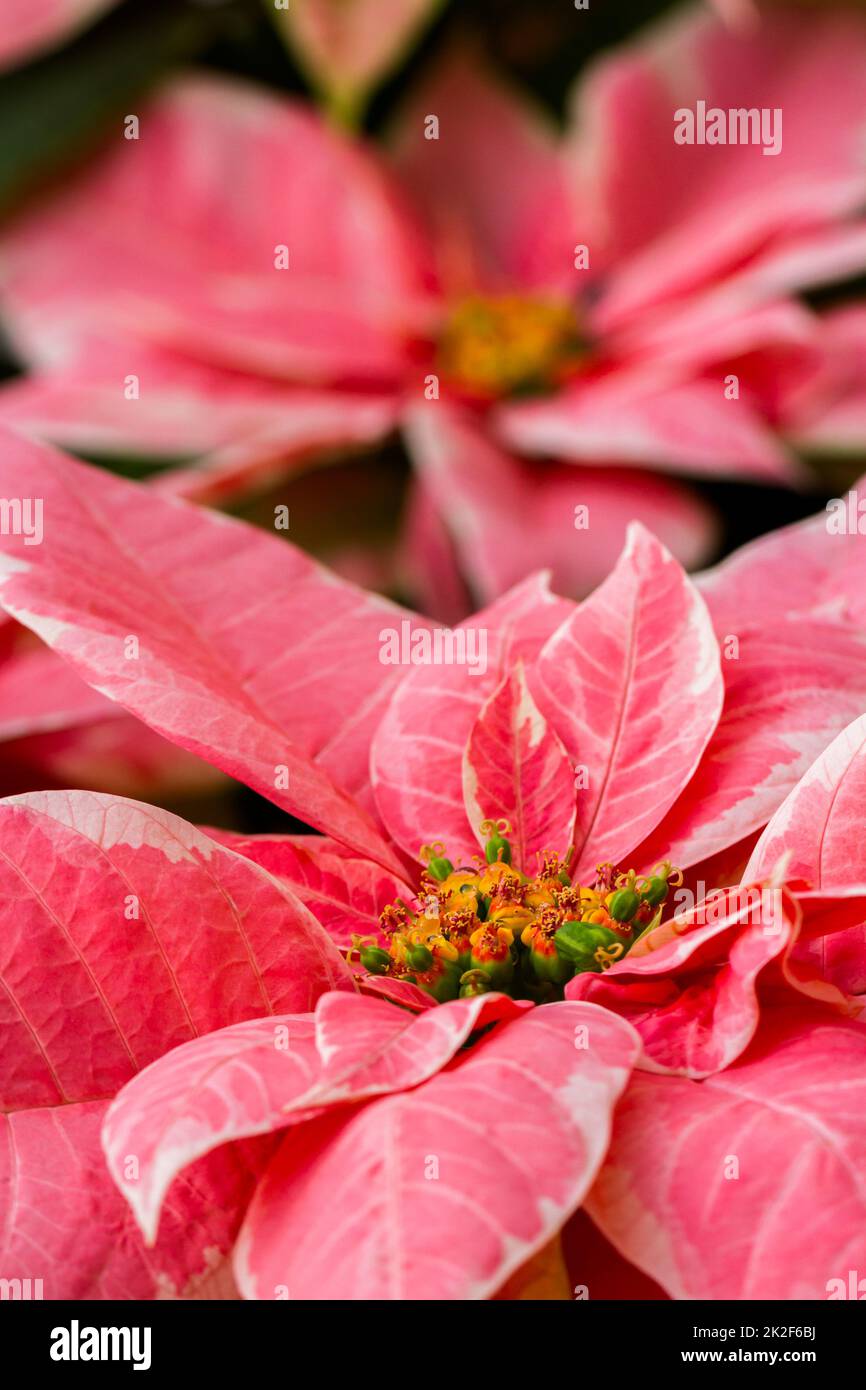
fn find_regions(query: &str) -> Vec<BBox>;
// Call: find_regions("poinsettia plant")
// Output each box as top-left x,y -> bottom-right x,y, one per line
1,427 -> 866,1299
5,2 -> 866,613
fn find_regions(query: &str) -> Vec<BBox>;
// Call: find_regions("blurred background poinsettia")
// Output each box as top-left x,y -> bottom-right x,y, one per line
1,0 -> 866,822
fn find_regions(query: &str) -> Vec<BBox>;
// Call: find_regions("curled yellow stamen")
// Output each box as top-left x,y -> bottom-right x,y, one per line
479,817 -> 511,838
595,942 -> 624,970
420,841 -> 447,863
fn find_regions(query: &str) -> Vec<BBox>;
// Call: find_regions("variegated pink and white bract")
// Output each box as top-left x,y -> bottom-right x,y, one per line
1,430 -> 866,1299
5,4 -> 866,612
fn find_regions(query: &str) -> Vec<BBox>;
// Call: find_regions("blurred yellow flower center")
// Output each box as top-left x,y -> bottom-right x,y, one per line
438,294 -> 582,397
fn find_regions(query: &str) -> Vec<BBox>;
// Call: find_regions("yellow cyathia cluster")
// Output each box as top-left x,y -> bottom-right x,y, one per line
350,819 -> 681,1004
437,294 -> 584,398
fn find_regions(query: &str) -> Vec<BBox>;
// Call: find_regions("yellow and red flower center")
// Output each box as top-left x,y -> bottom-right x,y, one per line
437,293 -> 583,399
351,823 -> 682,1004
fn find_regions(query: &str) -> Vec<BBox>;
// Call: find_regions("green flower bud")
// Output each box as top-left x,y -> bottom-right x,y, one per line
641,874 -> 670,907
405,944 -> 434,972
609,888 -> 640,924
485,833 -> 512,865
360,946 -> 392,975
427,855 -> 454,882
554,921 -> 622,974
554,920 -> 591,962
